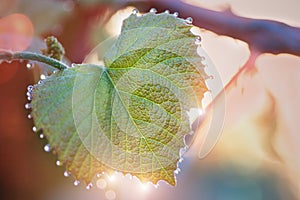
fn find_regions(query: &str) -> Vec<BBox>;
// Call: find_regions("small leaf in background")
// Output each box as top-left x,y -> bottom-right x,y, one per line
30,11 -> 208,186
41,36 -> 65,61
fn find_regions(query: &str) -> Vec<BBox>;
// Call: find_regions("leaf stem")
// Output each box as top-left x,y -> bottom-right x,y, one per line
0,51 -> 68,70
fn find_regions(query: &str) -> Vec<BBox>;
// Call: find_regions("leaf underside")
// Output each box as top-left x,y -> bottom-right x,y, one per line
31,12 -> 208,186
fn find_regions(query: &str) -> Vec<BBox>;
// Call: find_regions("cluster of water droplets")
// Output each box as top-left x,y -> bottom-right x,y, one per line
131,7 -> 193,20
24,64 -> 118,198
61,170 -> 117,199
25,67 -> 51,151
131,8 -> 200,47
149,8 -> 157,13
195,36 -> 201,45
44,160 -> 118,200
43,144 -> 51,152
26,62 -> 34,70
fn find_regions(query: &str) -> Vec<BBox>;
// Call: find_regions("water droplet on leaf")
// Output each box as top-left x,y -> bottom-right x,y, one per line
132,8 -> 139,15
26,63 -> 33,69
86,183 -> 93,190
64,171 -> 70,177
56,160 -> 62,166
32,126 -> 37,132
27,85 -> 33,92
149,8 -> 157,13
25,103 -> 31,109
44,144 -> 51,152
26,91 -> 32,97
195,36 -> 201,45
39,133 -> 44,139
164,10 -> 170,14
173,12 -> 179,17
40,74 -> 46,80
208,75 -> 214,79
179,146 -> 187,156
27,114 -> 32,119
74,180 -> 80,186
185,17 -> 193,24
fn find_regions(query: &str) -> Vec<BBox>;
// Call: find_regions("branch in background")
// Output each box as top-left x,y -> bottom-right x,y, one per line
126,0 -> 300,56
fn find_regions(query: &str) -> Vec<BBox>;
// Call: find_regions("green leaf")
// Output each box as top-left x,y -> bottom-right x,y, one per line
30,11 -> 208,186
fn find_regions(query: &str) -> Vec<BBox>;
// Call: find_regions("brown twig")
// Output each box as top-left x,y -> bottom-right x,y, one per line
125,0 -> 300,56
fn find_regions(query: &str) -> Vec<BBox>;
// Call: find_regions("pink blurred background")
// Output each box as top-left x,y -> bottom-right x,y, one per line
0,0 -> 300,199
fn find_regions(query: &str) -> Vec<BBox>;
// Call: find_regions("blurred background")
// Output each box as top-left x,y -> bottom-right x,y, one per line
0,0 -> 300,199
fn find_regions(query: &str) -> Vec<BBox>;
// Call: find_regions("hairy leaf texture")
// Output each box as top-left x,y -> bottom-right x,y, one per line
31,11 -> 208,185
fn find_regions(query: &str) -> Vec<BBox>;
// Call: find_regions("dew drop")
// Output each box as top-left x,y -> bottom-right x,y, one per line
27,96 -> 32,101
185,17 -> 193,24
179,157 -> 184,163
173,12 -> 179,17
27,114 -> 32,119
174,169 -> 179,174
26,91 -> 31,97
86,183 -> 93,190
149,8 -> 157,13
40,74 -> 46,80
56,160 -> 62,166
96,173 -> 102,178
27,85 -> 33,92
74,180 -> 80,186
132,8 -> 139,15
38,80 -> 43,84
32,126 -> 37,132
126,174 -> 133,180
105,190 -> 116,200
25,103 -> 31,109
64,171 -> 70,177
39,133 -> 44,139
179,146 -> 187,156
44,144 -> 51,152
26,63 -> 33,69
96,178 -> 107,189
195,36 -> 201,45
164,10 -> 170,14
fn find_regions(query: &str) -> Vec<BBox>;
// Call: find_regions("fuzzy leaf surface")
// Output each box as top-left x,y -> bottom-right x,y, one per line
31,12 -> 207,185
